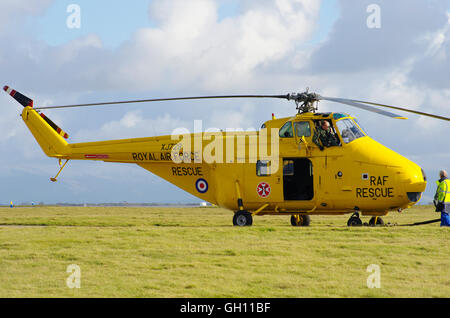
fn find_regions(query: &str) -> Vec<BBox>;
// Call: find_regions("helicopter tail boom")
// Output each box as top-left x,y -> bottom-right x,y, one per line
21,106 -> 70,158
3,85 -> 70,157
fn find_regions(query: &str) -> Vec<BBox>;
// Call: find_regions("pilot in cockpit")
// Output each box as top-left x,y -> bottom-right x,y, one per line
313,120 -> 340,150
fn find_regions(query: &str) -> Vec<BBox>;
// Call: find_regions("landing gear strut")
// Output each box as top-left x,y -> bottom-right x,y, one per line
290,215 -> 311,227
233,210 -> 253,226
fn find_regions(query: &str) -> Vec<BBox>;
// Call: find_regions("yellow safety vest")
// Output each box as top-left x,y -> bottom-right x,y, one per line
436,179 -> 450,204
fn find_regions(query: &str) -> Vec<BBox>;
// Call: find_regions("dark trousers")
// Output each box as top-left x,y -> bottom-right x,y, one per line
441,212 -> 450,227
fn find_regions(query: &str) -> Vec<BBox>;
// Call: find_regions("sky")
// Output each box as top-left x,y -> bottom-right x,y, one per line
0,0 -> 449,205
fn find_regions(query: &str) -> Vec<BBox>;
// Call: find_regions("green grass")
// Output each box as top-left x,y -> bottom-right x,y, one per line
0,205 -> 448,298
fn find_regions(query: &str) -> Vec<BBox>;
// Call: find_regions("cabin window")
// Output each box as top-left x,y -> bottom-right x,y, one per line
294,121 -> 311,137
279,121 -> 294,138
283,160 -> 295,176
336,118 -> 365,144
256,160 -> 271,176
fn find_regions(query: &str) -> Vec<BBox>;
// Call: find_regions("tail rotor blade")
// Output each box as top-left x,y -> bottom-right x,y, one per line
3,86 -> 33,107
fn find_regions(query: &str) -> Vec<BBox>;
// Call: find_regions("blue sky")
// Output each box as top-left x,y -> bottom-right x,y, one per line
1,0 -> 449,206
28,1 -> 156,48
28,0 -> 339,48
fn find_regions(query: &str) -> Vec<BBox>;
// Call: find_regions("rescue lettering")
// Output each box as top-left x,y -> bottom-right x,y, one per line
357,175 -> 394,198
356,187 -> 394,198
172,167 -> 203,177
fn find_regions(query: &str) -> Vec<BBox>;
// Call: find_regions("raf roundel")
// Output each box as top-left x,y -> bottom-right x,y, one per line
195,178 -> 209,194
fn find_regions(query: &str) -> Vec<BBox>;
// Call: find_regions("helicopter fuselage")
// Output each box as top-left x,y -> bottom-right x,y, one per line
21,106 -> 426,217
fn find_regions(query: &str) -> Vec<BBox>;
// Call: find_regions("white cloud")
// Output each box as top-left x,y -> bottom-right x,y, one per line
73,110 -> 191,142
422,12 -> 450,58
0,95 -> 21,142
0,0 -> 322,96
59,0 -> 321,93
208,102 -> 258,130
0,0 -> 52,35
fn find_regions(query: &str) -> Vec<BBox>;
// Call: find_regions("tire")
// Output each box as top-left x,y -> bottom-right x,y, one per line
369,217 -> 384,226
233,211 -> 253,226
347,216 -> 363,227
290,215 -> 311,227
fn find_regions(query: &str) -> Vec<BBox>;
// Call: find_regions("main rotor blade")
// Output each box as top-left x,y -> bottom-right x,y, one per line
319,96 -> 408,119
349,98 -> 450,121
321,96 -> 449,121
33,94 -> 289,110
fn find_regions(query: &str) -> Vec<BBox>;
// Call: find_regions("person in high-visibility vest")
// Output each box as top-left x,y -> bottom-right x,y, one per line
434,170 -> 450,227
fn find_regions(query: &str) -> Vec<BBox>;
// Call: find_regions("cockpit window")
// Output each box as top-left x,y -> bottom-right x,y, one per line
336,118 -> 366,144
279,121 -> 294,138
353,118 -> 366,134
294,121 -> 311,137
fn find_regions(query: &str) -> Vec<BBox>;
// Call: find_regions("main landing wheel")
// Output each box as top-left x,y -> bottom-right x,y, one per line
290,215 -> 311,227
347,212 -> 363,227
233,210 -> 253,227
369,216 -> 384,226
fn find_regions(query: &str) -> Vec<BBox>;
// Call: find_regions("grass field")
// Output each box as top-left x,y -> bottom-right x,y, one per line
0,205 -> 448,298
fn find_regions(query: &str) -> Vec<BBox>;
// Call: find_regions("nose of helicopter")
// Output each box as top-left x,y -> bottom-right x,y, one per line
403,167 -> 427,204
349,137 -> 427,207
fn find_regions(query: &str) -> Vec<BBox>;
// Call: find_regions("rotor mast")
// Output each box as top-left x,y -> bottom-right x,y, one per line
286,89 -> 320,114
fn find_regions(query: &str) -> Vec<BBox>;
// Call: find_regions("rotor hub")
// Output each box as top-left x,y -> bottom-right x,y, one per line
287,91 -> 320,114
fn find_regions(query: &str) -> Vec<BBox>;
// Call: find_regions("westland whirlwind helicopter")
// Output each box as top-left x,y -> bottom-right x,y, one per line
4,85 -> 449,226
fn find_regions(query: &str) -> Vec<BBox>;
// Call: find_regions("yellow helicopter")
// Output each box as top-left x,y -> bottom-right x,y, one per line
4,85 -> 449,226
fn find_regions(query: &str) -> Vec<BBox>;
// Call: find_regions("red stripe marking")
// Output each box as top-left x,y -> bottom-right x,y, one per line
63,133 -> 69,139
10,90 -> 16,97
85,154 -> 109,159
3,86 -> 8,92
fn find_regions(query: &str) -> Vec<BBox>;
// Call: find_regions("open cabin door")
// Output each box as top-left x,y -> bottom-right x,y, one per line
283,158 -> 314,201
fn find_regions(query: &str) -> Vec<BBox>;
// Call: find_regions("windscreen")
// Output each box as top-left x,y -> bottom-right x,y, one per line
335,118 -> 366,144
